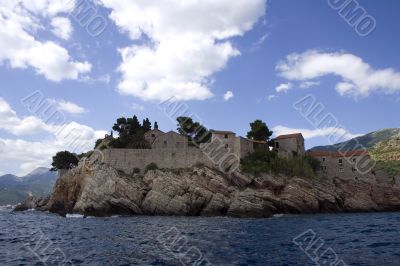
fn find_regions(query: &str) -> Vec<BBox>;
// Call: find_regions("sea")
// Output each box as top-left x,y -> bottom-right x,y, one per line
1,206 -> 400,265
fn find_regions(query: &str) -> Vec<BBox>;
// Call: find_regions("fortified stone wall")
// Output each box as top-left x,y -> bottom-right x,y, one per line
102,147 -> 215,174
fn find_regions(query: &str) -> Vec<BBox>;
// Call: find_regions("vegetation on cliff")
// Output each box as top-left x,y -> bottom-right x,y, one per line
240,149 -> 320,178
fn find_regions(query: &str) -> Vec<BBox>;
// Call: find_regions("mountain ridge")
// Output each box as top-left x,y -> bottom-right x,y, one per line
0,168 -> 57,205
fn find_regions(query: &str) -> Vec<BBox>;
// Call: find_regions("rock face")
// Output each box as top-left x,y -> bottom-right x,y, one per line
29,160 -> 400,218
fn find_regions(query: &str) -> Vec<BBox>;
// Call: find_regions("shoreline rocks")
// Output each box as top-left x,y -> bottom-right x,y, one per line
16,161 -> 400,218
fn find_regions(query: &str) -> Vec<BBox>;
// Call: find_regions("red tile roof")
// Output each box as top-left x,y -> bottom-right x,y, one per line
274,133 -> 303,140
307,150 -> 369,158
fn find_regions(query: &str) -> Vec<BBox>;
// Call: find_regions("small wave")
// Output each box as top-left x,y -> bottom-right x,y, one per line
273,214 -> 284,218
66,214 -> 85,218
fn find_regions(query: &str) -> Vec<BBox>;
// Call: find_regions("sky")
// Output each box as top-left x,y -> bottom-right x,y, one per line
1,0 -> 400,176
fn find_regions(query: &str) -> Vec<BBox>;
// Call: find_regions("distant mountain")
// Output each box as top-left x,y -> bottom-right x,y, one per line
310,128 -> 400,152
0,168 -> 57,205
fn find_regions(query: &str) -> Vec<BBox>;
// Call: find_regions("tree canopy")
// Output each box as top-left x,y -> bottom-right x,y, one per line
176,116 -> 211,144
109,115 -> 152,149
246,120 -> 273,141
50,151 -> 79,171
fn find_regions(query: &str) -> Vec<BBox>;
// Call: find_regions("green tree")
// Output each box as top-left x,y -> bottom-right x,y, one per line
110,115 -> 152,149
177,117 -> 211,144
50,151 -> 79,171
246,120 -> 273,141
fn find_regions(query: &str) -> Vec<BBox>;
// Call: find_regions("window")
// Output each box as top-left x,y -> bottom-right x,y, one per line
339,167 -> 344,173
275,142 -> 280,148
164,140 -> 167,145
352,167 -> 356,172
322,157 -> 326,162
224,134 -> 228,139
338,159 -> 343,165
151,134 -> 155,138
225,144 -> 229,148
352,158 -> 356,162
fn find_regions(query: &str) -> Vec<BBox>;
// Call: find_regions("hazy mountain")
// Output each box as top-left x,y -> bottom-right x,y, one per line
0,168 -> 57,205
310,128 -> 400,152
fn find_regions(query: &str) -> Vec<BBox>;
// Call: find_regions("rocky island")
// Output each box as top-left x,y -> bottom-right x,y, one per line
15,117 -> 400,218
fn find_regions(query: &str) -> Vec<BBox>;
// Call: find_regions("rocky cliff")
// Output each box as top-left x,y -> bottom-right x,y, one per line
20,160 -> 400,218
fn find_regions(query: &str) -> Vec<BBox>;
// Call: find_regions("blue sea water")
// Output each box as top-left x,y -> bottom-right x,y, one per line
1,207 -> 400,265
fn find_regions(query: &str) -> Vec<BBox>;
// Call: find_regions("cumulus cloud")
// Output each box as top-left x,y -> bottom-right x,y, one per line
276,50 -> 400,98
273,125 -> 361,141
275,82 -> 292,93
0,97 -> 106,175
0,1 -> 91,82
223,91 -> 234,101
51,16 -> 73,40
99,0 -> 266,101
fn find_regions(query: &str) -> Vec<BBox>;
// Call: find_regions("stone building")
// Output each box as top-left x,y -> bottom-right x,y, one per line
272,133 -> 305,158
144,128 -> 165,145
102,128 -> 273,174
307,150 -> 375,181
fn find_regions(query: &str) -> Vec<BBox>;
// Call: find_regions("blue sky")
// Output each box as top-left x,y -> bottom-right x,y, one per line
1,0 -> 399,175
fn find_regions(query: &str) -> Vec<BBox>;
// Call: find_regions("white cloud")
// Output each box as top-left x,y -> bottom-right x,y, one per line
99,0 -> 266,101
273,125 -> 361,141
0,97 -> 49,135
0,1 -> 91,82
267,94 -> 277,101
132,103 -> 144,111
0,97 -> 106,175
299,81 -> 320,89
275,82 -> 292,93
276,50 -> 400,98
51,16 -> 73,40
56,100 -> 87,114
223,91 -> 234,101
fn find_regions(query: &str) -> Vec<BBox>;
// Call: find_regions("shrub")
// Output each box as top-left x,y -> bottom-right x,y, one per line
145,163 -> 159,173
132,168 -> 141,174
240,149 -> 317,178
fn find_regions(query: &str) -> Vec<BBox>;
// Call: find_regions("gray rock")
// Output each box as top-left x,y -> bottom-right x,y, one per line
30,160 -> 400,218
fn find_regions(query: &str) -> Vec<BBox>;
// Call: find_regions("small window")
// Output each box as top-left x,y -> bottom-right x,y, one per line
275,142 -> 280,148
322,157 -> 326,162
352,167 -> 356,172
225,144 -> 229,148
224,134 -> 228,139
151,134 -> 155,138
352,158 -> 356,162
338,159 -> 343,164
339,167 -> 344,173
164,140 -> 167,145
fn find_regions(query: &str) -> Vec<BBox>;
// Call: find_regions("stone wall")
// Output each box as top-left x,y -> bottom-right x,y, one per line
102,147 -> 215,174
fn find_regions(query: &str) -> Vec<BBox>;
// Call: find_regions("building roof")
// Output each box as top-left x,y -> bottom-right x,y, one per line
307,150 -> 369,158
210,130 -> 235,134
274,133 -> 303,140
144,129 -> 164,136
